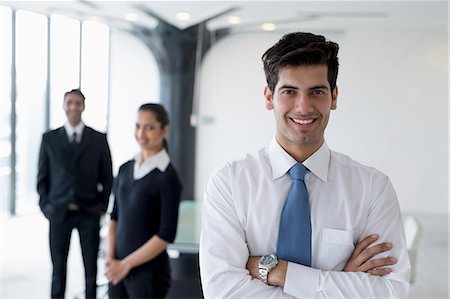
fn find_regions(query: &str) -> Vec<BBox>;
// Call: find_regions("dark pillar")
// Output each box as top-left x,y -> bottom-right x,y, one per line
131,19 -> 229,200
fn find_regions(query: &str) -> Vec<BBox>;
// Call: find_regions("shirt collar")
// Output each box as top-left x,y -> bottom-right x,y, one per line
64,121 -> 85,138
134,148 -> 170,173
268,136 -> 330,183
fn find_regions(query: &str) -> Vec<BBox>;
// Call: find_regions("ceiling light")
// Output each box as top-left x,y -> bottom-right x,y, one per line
261,22 -> 276,31
176,12 -> 191,21
227,16 -> 241,25
124,13 -> 139,22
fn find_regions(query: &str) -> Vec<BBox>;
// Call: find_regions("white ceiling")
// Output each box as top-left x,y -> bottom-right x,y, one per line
2,1 -> 447,34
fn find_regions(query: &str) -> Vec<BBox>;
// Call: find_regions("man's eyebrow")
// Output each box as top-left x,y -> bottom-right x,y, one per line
278,84 -> 298,90
277,84 -> 330,91
309,85 -> 330,90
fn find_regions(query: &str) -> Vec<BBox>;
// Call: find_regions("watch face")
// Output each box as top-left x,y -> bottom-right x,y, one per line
260,254 -> 277,267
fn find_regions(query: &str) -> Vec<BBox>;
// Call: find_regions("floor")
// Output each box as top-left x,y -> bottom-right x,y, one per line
0,212 -> 448,298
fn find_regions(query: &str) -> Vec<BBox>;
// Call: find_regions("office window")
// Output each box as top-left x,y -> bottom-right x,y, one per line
80,20 -> 109,132
0,6 -> 12,215
1,7 -> 156,215
49,14 -> 80,129
15,10 -> 47,214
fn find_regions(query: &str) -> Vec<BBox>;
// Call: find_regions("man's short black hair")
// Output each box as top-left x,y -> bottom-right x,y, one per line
262,32 -> 339,93
64,88 -> 85,101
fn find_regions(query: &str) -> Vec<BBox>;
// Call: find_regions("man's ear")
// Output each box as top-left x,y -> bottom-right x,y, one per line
264,86 -> 274,110
331,85 -> 338,110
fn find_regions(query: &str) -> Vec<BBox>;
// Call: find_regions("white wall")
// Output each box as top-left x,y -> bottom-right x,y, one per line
195,33 -> 278,199
108,30 -> 160,175
330,29 -> 447,214
195,28 -> 447,215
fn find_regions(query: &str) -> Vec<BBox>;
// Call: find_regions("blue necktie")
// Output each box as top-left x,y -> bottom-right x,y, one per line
277,163 -> 311,266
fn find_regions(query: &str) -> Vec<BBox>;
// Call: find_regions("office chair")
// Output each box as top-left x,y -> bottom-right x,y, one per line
403,215 -> 421,283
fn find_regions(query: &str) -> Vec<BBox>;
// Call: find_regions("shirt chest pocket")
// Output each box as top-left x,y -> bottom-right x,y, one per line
317,228 -> 355,271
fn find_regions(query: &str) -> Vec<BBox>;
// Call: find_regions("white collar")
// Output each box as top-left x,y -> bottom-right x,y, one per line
64,121 -> 85,134
268,136 -> 330,183
133,149 -> 171,179
64,122 -> 85,142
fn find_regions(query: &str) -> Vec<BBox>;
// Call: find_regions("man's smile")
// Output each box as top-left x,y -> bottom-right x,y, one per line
290,118 -> 314,125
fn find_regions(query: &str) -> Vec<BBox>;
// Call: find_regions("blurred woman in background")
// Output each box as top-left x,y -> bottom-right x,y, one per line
106,103 -> 182,298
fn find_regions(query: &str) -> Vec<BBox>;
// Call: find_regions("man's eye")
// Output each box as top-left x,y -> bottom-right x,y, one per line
312,89 -> 325,95
282,89 -> 296,95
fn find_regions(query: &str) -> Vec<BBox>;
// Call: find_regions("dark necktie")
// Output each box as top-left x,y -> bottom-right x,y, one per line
71,132 -> 77,144
277,163 -> 312,266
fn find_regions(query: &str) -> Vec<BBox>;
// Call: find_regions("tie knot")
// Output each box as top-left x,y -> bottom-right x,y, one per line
288,163 -> 307,181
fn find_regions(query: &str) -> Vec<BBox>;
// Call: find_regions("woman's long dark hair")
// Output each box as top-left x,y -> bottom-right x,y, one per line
138,103 -> 170,152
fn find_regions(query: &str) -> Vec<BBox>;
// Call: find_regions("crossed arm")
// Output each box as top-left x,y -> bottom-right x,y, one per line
201,209 -> 409,298
199,170 -> 410,298
246,234 -> 397,287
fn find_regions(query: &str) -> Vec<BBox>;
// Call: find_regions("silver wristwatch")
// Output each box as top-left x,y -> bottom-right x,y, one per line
259,254 -> 278,285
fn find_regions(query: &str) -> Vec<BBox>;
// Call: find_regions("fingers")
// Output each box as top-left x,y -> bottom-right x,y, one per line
365,255 -> 397,276
351,242 -> 393,267
105,268 -> 112,280
367,268 -> 392,276
105,264 -> 116,282
360,256 -> 397,272
350,234 -> 379,260
105,271 -> 119,285
111,278 -> 120,285
105,263 -> 126,285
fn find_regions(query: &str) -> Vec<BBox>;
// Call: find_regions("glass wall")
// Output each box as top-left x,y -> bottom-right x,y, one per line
15,10 -> 48,214
80,21 -> 109,132
0,6 -> 112,215
0,6 -> 12,216
1,4 -> 160,216
49,14 -> 80,129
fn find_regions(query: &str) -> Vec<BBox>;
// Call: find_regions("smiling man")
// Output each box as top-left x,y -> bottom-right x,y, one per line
267,64 -> 337,162
199,32 -> 410,298
37,89 -> 113,299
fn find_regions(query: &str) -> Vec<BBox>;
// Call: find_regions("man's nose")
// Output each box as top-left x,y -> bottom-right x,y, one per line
294,93 -> 314,114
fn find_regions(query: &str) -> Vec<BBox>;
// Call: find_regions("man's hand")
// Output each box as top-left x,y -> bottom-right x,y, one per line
246,256 -> 260,279
344,234 -> 397,276
246,256 -> 287,287
246,234 -> 396,287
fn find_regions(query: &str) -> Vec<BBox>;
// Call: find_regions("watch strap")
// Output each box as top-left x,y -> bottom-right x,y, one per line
259,267 -> 269,284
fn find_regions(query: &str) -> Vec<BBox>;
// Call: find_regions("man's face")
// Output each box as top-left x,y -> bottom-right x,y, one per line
63,93 -> 85,126
265,65 -> 337,154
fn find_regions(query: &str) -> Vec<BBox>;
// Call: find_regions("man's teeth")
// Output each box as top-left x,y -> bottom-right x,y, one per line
292,118 -> 313,125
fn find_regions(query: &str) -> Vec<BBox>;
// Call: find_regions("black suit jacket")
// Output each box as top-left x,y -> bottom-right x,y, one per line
37,126 -> 113,223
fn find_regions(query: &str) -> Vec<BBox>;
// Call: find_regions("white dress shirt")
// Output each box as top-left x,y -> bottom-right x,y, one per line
133,149 -> 170,180
200,137 -> 410,298
64,121 -> 84,143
